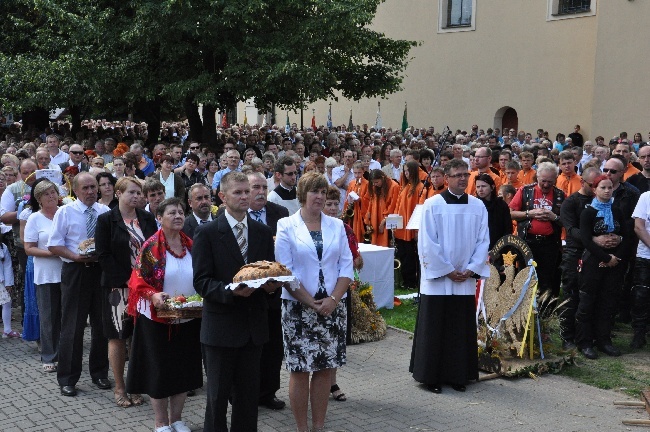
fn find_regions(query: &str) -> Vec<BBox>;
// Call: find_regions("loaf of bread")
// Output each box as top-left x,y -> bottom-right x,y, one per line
78,238 -> 96,255
233,260 -> 292,283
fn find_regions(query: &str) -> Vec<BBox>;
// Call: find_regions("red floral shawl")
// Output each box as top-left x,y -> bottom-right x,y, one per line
127,228 -> 193,323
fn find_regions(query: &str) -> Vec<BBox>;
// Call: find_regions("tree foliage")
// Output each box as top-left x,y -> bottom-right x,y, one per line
0,0 -> 416,127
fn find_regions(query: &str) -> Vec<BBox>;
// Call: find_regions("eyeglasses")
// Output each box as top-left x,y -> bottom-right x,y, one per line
602,168 -> 618,174
582,180 -> 593,187
447,173 -> 470,179
70,151 -> 84,155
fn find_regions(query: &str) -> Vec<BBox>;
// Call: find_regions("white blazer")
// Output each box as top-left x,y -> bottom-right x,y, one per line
276,211 -> 354,301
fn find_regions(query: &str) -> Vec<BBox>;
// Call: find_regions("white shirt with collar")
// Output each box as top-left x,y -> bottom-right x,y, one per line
47,199 -> 110,262
193,212 -> 213,226
223,209 -> 248,258
369,159 -> 381,171
391,165 -> 401,181
50,150 -> 70,165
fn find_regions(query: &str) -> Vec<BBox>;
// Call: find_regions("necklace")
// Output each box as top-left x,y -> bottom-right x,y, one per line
165,235 -> 188,259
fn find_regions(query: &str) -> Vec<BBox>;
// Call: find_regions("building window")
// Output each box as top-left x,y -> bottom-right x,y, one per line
438,0 -> 476,33
447,0 -> 472,27
558,0 -> 591,15
547,0 -> 596,21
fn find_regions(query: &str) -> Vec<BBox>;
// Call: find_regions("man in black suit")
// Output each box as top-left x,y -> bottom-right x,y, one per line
193,171 -> 282,432
58,143 -> 90,173
183,183 -> 216,239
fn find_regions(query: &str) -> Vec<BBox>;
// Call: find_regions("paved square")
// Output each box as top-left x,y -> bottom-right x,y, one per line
0,319 -> 639,431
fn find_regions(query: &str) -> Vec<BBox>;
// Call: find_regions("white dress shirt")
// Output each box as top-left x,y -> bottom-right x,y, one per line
47,200 -> 110,262
50,150 -> 70,165
223,210 -> 248,256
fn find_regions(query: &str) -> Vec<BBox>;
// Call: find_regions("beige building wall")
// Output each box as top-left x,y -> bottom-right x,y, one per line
282,1 -> 646,141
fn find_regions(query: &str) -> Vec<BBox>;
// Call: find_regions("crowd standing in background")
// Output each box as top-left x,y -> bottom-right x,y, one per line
1,118 -> 650,430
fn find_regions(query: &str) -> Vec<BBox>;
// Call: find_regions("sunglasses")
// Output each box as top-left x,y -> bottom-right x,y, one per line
70,151 -> 84,155
602,168 -> 618,174
190,146 -> 199,150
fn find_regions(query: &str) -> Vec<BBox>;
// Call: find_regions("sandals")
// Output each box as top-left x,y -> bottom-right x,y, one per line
114,392 -> 133,408
2,331 -> 20,338
42,363 -> 57,373
330,384 -> 347,401
129,393 -> 144,406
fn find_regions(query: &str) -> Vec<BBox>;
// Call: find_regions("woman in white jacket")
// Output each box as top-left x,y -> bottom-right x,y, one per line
275,172 -> 354,432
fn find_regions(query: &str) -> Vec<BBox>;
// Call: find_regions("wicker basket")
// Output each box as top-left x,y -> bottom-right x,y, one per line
155,306 -> 203,319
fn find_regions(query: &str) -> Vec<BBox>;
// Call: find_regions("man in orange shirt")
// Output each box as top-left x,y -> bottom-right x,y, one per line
504,161 -> 523,190
466,147 -> 501,195
613,141 -> 641,180
517,151 -> 536,185
556,150 -> 582,196
498,150 -> 512,185
419,167 -> 446,204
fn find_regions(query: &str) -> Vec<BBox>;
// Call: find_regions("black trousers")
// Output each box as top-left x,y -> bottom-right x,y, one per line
559,247 -> 582,343
526,237 -> 561,298
57,262 -> 108,386
258,308 -> 283,402
395,238 -> 419,289
203,340 -> 262,432
575,254 -> 625,349
631,257 -> 650,333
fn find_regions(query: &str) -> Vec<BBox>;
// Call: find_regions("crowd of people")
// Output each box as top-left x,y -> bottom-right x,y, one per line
1,118 -> 650,430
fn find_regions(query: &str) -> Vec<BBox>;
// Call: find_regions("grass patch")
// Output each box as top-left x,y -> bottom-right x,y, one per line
558,323 -> 650,397
379,298 -> 417,333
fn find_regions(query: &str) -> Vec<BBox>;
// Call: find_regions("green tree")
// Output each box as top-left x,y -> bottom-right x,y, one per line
0,0 -> 416,146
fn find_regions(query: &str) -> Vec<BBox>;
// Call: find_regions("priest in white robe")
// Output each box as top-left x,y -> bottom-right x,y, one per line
410,158 -> 490,394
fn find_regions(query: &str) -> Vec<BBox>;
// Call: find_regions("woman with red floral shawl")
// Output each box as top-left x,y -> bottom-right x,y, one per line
126,197 -> 201,432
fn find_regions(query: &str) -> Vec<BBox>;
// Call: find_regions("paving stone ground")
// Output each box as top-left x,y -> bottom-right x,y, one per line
0,312 -> 642,432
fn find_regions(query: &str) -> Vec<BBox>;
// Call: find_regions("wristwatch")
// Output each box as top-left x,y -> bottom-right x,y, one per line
554,214 -> 559,222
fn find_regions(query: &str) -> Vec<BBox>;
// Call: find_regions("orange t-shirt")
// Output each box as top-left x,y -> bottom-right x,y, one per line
556,172 -> 582,197
624,163 -> 641,181
466,170 -> 502,196
518,168 -> 536,186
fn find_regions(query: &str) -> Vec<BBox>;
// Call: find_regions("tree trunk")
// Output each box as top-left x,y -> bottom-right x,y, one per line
202,104 -> 217,149
184,97 -> 203,144
69,105 -> 82,137
134,98 -> 161,148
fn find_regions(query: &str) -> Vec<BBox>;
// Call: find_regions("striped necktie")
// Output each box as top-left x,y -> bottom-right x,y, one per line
236,222 -> 247,263
85,207 -> 97,238
250,210 -> 263,222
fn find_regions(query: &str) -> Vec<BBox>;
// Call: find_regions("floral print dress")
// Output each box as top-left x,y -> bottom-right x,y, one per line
281,230 -> 347,372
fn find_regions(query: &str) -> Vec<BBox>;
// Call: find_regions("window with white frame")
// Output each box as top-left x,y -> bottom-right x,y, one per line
547,0 -> 596,21
439,0 -> 476,33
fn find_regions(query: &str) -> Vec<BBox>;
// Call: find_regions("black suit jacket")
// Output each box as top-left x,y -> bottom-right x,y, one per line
59,162 -> 89,173
182,210 -> 219,239
96,206 -> 158,288
215,201 -> 289,236
192,213 -> 275,347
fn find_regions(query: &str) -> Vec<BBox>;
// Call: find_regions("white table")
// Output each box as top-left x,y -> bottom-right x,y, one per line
357,243 -> 395,309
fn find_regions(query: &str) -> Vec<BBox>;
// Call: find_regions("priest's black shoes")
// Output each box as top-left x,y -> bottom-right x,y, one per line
92,378 -> 112,390
598,344 -> 621,357
259,396 -> 286,410
581,347 -> 598,359
426,384 -> 442,394
451,384 -> 466,392
60,386 -> 77,397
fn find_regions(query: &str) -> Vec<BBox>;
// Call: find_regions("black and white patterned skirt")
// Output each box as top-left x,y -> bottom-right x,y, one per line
281,299 -> 347,372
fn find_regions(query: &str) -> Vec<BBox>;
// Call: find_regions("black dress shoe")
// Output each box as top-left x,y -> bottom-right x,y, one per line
451,384 -> 466,392
92,378 -> 112,390
581,347 -> 598,359
426,384 -> 442,394
598,344 -> 621,357
61,385 -> 77,397
259,397 -> 286,410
